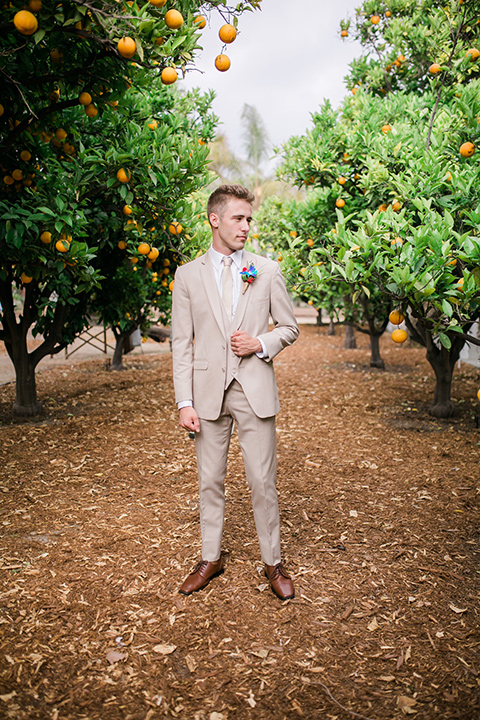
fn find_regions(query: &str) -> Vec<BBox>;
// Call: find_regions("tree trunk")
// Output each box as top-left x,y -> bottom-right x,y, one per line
369,333 -> 385,369
12,349 -> 43,418
344,323 -> 356,348
406,316 -> 469,418
328,318 -> 335,336
316,308 -> 323,326
425,336 -> 462,418
111,330 -> 134,371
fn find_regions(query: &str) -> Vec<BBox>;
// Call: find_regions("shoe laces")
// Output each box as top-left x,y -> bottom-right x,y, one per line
268,563 -> 289,580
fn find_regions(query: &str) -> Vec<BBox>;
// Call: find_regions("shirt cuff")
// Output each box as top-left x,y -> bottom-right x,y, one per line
255,337 -> 268,359
178,400 -> 193,410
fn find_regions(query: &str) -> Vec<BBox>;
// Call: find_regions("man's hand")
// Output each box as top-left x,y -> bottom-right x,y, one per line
231,330 -> 262,357
179,406 -> 200,433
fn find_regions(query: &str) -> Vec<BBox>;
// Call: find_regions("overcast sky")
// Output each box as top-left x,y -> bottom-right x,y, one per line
181,0 -> 362,164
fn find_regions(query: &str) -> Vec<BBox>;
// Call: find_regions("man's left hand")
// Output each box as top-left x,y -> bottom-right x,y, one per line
231,330 -> 262,357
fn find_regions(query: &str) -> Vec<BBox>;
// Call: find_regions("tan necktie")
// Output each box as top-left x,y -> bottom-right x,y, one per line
222,256 -> 233,319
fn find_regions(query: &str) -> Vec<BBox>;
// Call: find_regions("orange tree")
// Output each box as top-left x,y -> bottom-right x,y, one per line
261,0 -> 480,417
0,0 -> 260,416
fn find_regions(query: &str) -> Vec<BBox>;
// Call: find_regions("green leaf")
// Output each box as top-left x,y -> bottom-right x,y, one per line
437,333 -> 452,350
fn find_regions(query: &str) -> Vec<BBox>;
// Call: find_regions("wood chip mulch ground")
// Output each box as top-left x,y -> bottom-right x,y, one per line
0,324 -> 479,720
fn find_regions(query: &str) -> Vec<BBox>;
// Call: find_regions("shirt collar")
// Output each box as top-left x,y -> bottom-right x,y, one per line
209,246 -> 243,271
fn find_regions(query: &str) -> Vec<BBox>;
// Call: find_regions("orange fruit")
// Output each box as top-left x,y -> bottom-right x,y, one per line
161,67 -> 177,85
370,15 -> 380,24
117,168 -> 131,183
20,272 -> 33,284
56,238 -> 70,253
389,310 -> 404,325
168,221 -> 183,235
3,175 -> 14,186
148,120 -> 158,130
40,231 -> 52,244
194,15 -> 206,28
29,0 -> 42,10
0,104 -> 4,117
12,169 -> 23,181
55,128 -> 67,141
84,104 -> 98,117
215,54 -> 231,72
381,124 -> 391,133
117,37 -> 136,59
165,9 -> 183,29
148,0 -> 166,5
13,10 -> 38,35
391,328 -> 407,343
169,279 -> 175,292
390,236 -> 403,246
118,241 -> 126,250
336,198 -> 345,208
457,277 -> 465,290
341,29 -> 348,37
148,247 -> 159,261
466,48 -> 480,60
219,24 -> 237,44
378,203 -> 388,212
477,389 -> 480,402
50,48 -> 63,64
391,200 -> 402,212
459,141 -> 475,158
79,92 -> 92,106
123,205 -> 133,215
20,150 -> 32,162
385,10 -> 392,17
306,238 -> 314,247
445,170 -> 452,181
290,230 -> 298,238
138,242 -> 151,255
338,176 -> 346,185
429,63 -> 441,74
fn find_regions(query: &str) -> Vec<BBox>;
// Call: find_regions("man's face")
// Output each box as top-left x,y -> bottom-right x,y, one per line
210,197 -> 252,255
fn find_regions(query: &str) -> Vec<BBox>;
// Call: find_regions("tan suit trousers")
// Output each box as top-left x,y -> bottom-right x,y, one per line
194,380 -> 281,566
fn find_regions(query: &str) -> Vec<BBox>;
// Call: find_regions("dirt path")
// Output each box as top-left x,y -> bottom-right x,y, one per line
0,325 -> 479,720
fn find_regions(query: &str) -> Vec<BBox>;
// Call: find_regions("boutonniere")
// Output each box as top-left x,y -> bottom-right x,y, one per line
240,263 -> 257,293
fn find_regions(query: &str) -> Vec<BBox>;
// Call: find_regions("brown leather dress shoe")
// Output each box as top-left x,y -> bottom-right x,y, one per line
179,558 -> 224,595
264,562 -> 294,600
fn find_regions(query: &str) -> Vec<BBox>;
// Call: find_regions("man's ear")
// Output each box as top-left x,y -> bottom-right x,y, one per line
209,212 -> 219,228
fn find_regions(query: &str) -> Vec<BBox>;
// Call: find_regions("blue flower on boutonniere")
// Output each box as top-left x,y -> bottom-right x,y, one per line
240,263 -> 257,293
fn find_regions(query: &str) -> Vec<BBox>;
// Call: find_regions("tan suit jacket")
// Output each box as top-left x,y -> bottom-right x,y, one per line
171,250 -> 299,420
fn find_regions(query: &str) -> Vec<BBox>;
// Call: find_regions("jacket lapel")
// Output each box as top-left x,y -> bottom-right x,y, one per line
200,252 -> 225,335
233,250 -> 254,330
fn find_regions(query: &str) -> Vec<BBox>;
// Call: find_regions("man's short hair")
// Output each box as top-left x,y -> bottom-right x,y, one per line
207,184 -> 255,221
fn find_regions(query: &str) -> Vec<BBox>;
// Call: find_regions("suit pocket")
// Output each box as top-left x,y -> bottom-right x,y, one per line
193,359 -> 208,370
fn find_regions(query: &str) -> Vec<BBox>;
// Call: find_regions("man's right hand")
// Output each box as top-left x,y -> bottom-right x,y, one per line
179,406 -> 200,433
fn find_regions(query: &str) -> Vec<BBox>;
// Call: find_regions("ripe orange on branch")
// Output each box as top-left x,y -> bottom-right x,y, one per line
116,168 -> 131,183
215,54 -> 231,72
466,48 -> 480,60
459,141 -> 475,158
137,243 -> 151,255
161,67 -> 177,85
40,231 -> 52,244
168,221 -> 183,235
117,37 -> 136,59
84,104 -> 98,117
335,198 -> 345,208
370,15 -> 380,24
148,0 -> 166,6
389,310 -> 405,325
79,92 -> 92,106
381,124 -> 391,133
429,63 -> 441,74
219,24 -> 237,44
165,10 -> 184,29
391,328 -> 407,343
13,10 -> 38,35
194,16 -> 207,29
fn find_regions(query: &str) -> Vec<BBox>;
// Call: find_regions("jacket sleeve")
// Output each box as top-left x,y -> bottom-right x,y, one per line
171,267 -> 194,405
257,263 -> 299,361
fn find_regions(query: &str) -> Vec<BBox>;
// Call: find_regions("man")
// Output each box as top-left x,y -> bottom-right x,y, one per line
171,184 -> 299,600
